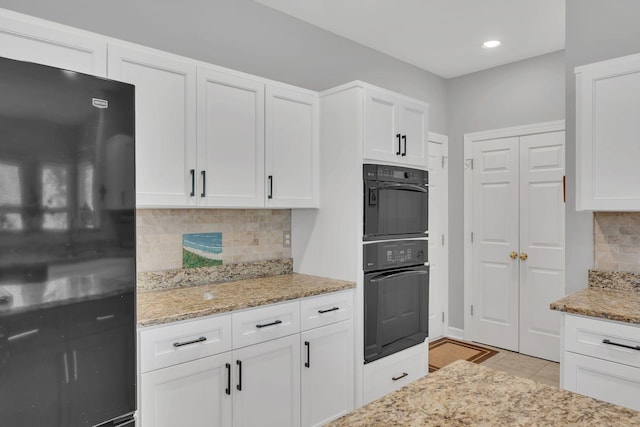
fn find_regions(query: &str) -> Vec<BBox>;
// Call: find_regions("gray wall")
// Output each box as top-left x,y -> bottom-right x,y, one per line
565,0 -> 640,298
446,51 -> 566,329
0,0 -> 447,132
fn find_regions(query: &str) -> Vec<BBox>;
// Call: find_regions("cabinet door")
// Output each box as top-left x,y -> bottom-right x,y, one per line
0,12 -> 106,76
266,85 -> 319,208
108,44 -> 197,207
576,53 -> 640,210
233,334 -> 300,427
68,327 -> 136,426
301,321 -> 354,427
563,351 -> 640,411
140,352 -> 233,427
364,88 -> 401,163
399,99 -> 429,167
197,68 -> 265,207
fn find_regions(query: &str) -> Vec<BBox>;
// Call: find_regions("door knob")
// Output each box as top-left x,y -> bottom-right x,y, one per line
509,251 -> 518,260
519,252 -> 528,261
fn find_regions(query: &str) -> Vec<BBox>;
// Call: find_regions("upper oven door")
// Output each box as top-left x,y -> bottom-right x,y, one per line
364,180 -> 428,240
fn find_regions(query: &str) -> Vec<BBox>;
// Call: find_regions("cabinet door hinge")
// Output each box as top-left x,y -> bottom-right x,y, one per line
470,305 -> 474,316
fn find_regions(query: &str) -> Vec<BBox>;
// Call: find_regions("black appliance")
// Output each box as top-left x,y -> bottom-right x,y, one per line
363,164 -> 428,241
0,56 -> 136,427
363,239 -> 429,363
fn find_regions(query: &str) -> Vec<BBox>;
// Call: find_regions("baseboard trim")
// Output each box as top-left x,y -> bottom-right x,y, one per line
446,327 -> 464,340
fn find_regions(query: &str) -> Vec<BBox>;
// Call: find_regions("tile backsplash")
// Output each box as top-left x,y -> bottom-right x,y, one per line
594,212 -> 640,273
136,209 -> 291,272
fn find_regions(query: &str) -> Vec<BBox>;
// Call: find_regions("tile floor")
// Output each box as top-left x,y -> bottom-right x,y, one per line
478,346 -> 560,387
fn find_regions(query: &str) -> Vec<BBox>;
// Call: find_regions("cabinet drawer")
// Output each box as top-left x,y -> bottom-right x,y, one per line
564,315 -> 640,369
300,290 -> 353,331
139,314 -> 231,373
363,342 -> 427,404
563,351 -> 640,411
232,301 -> 300,348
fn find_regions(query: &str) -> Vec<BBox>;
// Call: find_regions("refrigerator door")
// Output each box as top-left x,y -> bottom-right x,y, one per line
0,56 -> 136,426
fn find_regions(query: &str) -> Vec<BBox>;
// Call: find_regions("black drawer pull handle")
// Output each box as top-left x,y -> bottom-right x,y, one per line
236,360 -> 242,391
304,341 -> 310,368
602,339 -> 640,351
318,307 -> 340,314
173,336 -> 207,348
256,319 -> 282,329
225,363 -> 231,395
392,372 -> 408,381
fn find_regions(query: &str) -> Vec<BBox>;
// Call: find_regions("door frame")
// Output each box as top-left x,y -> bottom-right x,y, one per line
463,120 -> 565,341
428,131 -> 449,339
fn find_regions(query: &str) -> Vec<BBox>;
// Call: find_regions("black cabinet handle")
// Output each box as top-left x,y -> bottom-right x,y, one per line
173,336 -> 207,348
256,319 -> 282,329
190,169 -> 195,197
200,171 -> 206,197
304,341 -> 310,368
401,135 -> 407,156
396,133 -> 401,155
268,175 -> 273,199
225,363 -> 231,395
392,372 -> 408,381
318,307 -> 340,314
236,360 -> 242,391
602,339 -> 640,351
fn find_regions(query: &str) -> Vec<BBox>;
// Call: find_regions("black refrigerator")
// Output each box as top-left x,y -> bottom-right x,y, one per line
0,56 -> 136,426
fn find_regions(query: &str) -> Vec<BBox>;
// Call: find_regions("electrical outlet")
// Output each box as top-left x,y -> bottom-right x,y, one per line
283,231 -> 291,248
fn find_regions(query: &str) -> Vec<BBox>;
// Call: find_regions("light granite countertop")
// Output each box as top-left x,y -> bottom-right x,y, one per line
328,360 -> 640,426
550,269 -> 640,324
137,273 -> 355,327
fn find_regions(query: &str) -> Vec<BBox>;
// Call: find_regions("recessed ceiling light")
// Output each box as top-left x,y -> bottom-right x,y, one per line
482,40 -> 502,49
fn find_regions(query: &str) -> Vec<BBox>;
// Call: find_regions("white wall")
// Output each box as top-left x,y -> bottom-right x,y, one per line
446,51 -> 566,329
565,0 -> 640,297
0,0 -> 447,133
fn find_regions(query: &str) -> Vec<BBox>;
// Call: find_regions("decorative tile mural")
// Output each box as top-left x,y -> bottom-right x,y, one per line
182,232 -> 223,268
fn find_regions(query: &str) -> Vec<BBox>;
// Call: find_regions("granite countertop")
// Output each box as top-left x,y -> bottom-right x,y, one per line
0,275 -> 133,317
137,273 -> 355,327
328,360 -> 640,426
550,270 -> 640,324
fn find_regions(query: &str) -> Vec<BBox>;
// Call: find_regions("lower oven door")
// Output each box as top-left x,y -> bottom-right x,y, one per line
364,265 -> 429,363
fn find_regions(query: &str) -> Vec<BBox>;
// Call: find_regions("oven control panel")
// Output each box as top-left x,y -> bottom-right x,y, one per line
363,239 -> 428,272
363,164 -> 428,185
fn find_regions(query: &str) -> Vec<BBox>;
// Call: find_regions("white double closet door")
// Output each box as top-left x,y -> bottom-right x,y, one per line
472,131 -> 565,362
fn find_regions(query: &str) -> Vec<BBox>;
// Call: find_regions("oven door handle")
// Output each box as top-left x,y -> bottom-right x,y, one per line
370,270 -> 428,282
371,183 -> 428,193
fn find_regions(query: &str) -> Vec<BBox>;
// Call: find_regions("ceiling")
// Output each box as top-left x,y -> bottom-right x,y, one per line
254,0 -> 565,79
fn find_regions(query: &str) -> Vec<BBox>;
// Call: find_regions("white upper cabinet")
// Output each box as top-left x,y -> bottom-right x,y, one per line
108,44 -> 197,207
364,87 -> 429,168
266,85 -> 319,208
576,52 -> 640,211
197,68 -> 265,207
0,11 -> 106,76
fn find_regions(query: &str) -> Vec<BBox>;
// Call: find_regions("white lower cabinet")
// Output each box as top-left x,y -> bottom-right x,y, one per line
301,320 -> 354,427
561,314 -> 640,411
139,290 -> 354,427
233,334 -> 301,427
140,352 -> 232,427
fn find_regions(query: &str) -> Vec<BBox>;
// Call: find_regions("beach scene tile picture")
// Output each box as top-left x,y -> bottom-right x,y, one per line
182,232 -> 223,268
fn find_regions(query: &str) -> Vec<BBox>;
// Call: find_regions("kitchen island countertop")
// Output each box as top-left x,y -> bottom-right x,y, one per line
327,360 -> 640,426
137,273 -> 355,327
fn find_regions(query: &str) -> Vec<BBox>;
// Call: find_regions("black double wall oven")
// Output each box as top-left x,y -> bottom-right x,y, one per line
363,164 -> 429,364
